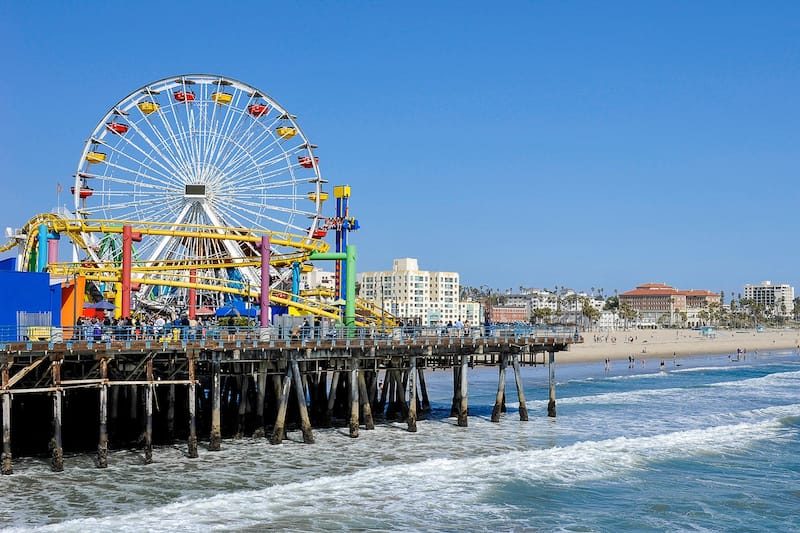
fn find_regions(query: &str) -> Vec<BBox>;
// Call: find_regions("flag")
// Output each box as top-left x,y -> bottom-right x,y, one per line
57,183 -> 63,194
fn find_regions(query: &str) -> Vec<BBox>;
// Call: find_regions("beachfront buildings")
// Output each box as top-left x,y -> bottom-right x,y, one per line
357,258 -> 481,326
619,282 -> 720,327
743,281 -> 794,318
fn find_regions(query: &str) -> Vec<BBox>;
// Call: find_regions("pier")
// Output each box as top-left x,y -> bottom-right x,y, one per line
0,326 -> 580,474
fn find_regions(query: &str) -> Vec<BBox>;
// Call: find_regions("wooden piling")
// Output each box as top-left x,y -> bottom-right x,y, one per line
450,363 -> 460,417
51,360 -> 64,472
236,375 -> 249,438
1,391 -> 10,475
357,367 -> 374,430
271,364 -> 292,445
98,357 -> 109,468
417,366 -> 431,413
349,359 -> 359,438
547,350 -> 556,417
292,359 -> 314,444
271,365 -> 292,444
457,354 -> 469,427
491,354 -> 507,422
166,384 -> 176,442
144,358 -> 153,464
407,356 -> 417,432
187,356 -> 198,458
324,370 -> 340,427
512,353 -> 528,421
253,362 -> 267,438
209,358 -> 221,451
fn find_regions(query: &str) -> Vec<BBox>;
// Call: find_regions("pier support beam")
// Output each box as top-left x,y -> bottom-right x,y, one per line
357,366 -> 374,430
98,357 -> 109,468
512,352 -> 528,421
417,366 -> 431,413
270,365 -> 292,445
144,358 -> 153,464
457,354 -> 469,427
187,356 -> 198,458
253,362 -> 267,438
349,359 -> 360,438
491,354 -> 507,422
292,359 -> 314,444
407,356 -> 417,432
324,370 -> 340,427
1,391 -> 10,475
166,384 -> 176,442
50,359 -> 64,472
209,357 -> 222,451
547,350 -> 556,417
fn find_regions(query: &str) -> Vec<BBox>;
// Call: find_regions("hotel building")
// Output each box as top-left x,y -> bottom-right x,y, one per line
619,282 -> 720,327
357,258 -> 481,326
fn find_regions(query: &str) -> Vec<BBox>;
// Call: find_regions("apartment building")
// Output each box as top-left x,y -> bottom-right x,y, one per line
744,281 -> 795,317
358,258 -> 478,326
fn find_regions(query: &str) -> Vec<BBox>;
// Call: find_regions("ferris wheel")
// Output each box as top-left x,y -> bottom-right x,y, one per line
71,74 -> 326,309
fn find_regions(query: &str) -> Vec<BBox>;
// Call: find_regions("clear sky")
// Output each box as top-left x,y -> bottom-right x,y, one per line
1,1 -> 798,299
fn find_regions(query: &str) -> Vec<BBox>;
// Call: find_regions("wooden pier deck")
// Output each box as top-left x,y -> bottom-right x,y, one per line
0,328 -> 582,474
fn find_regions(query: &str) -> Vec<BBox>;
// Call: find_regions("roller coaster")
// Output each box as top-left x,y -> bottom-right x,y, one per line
0,74 -> 396,328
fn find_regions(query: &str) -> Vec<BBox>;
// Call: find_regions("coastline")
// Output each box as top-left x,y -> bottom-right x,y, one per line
560,327 -> 800,364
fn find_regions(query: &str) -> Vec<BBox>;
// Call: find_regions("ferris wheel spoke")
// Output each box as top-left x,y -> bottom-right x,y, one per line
145,101 -> 202,176
104,134 -> 187,187
215,116 -> 281,175
124,113 -> 191,180
96,160 -> 182,192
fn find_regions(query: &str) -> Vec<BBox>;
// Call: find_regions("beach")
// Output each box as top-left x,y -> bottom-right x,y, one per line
563,326 -> 800,363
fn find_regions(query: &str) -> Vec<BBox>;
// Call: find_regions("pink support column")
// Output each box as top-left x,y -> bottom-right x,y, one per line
188,269 -> 197,320
260,235 -> 270,327
121,226 -> 142,318
47,238 -> 59,264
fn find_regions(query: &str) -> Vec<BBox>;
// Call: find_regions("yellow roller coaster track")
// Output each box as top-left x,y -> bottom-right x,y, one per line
1,213 -> 394,326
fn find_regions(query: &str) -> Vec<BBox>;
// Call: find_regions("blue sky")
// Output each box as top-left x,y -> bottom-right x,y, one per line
1,1 -> 798,299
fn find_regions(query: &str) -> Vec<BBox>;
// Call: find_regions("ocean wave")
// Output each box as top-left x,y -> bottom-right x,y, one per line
22,416 -> 791,533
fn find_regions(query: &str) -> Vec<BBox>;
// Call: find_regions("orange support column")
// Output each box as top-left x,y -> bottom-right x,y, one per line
121,226 -> 142,318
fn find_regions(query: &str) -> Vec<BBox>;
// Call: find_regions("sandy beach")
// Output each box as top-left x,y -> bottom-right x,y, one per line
562,327 -> 800,364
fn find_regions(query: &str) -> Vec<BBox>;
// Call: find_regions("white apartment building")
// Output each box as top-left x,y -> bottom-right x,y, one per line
301,268 -> 337,291
358,258 -> 474,326
744,281 -> 795,317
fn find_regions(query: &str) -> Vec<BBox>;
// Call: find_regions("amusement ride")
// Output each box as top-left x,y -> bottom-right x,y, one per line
0,74 -> 394,328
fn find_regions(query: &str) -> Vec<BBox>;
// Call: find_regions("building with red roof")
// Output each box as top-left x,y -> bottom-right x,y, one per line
619,282 -> 720,327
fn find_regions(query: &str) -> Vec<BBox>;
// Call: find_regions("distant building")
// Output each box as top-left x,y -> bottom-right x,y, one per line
358,258 -> 475,326
301,268 -> 336,291
744,281 -> 794,318
619,282 -> 720,327
489,305 -> 528,323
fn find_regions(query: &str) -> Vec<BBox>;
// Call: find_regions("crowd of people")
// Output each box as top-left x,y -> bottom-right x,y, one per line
73,314 -> 233,342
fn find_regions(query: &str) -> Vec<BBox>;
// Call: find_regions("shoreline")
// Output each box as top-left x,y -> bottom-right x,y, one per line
559,327 -> 800,364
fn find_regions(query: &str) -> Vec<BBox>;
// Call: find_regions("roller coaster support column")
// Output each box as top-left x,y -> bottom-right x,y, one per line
188,270 -> 197,320
121,226 -> 142,318
260,236 -> 270,329
47,231 -> 60,265
36,224 -> 60,272
309,245 -> 356,332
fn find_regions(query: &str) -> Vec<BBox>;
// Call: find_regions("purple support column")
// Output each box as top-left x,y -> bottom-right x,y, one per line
260,235 -> 270,327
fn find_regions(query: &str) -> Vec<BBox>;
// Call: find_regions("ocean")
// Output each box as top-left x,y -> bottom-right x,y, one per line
2,349 -> 798,532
